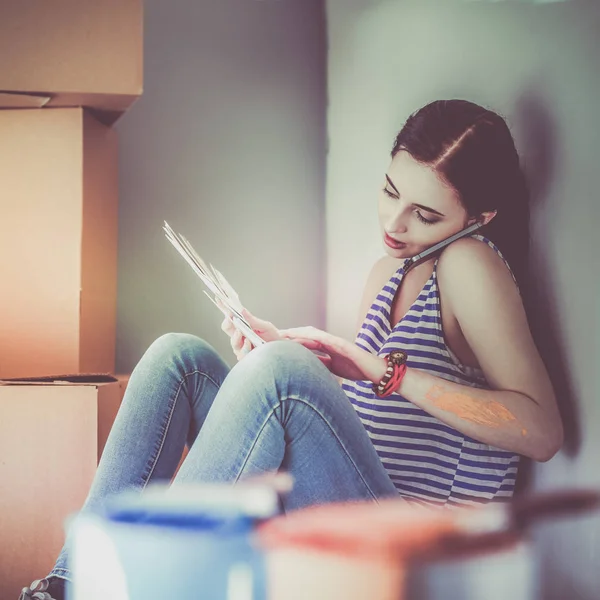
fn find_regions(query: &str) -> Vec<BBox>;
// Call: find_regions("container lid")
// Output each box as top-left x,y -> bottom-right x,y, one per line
102,482 -> 280,531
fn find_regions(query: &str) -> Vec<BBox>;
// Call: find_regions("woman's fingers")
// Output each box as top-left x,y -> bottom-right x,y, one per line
221,310 -> 259,360
231,328 -> 243,350
281,326 -> 326,346
233,335 -> 254,362
221,316 -> 235,336
231,328 -> 256,361
241,337 -> 253,355
287,337 -> 322,351
241,309 -> 281,341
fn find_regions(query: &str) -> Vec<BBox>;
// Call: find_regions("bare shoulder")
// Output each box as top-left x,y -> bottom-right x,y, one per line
437,236 -> 505,270
436,237 -> 518,309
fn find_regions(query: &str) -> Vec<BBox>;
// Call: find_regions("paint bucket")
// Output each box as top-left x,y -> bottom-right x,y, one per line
257,490 -> 600,600
261,513 -> 534,600
405,531 -> 536,600
67,483 -> 279,600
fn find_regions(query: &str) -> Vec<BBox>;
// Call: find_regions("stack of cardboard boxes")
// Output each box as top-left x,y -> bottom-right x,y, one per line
0,1 -> 143,597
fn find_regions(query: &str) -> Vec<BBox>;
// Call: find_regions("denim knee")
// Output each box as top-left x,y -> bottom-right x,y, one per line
211,340 -> 336,431
234,340 -> 326,387
148,332 -> 210,355
141,333 -> 228,378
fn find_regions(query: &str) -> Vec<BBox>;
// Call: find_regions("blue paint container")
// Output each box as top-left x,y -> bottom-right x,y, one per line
67,483 -> 277,600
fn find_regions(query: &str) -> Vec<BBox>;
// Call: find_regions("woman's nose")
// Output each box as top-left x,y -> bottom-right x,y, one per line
386,209 -> 409,234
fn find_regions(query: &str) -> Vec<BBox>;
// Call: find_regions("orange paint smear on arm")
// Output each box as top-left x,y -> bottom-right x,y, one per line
425,385 -> 523,431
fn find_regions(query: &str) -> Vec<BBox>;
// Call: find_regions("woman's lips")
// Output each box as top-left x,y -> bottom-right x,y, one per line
384,233 -> 407,250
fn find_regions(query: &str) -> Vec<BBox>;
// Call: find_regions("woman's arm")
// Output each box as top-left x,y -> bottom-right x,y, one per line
402,237 -> 563,461
398,368 -> 561,461
287,239 -> 563,462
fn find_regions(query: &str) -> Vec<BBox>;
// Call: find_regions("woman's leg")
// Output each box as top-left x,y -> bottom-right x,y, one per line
174,340 -> 399,510
47,336 -> 398,585
48,333 -> 230,580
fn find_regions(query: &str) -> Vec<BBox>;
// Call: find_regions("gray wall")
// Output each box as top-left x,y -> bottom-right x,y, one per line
325,1 -> 599,598
114,0 -> 599,596
115,0 -> 327,371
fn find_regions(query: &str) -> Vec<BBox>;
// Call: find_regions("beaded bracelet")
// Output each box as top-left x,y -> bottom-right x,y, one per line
372,350 -> 408,398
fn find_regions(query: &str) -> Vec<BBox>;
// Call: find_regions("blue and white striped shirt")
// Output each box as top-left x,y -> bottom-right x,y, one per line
342,235 -> 520,507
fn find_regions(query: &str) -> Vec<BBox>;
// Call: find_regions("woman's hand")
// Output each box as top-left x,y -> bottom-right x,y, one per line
220,307 -> 282,361
281,327 -> 385,383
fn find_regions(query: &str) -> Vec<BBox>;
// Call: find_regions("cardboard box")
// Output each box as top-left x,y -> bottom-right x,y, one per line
0,108 -> 118,379
0,0 -> 143,123
0,373 -> 129,600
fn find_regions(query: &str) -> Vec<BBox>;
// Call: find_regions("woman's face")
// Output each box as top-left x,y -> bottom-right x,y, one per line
378,150 -> 474,259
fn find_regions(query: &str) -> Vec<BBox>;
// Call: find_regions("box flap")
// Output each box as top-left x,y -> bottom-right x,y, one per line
0,92 -> 51,108
0,373 -> 117,386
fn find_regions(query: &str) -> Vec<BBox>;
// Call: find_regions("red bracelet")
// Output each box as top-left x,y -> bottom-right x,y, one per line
373,351 -> 408,398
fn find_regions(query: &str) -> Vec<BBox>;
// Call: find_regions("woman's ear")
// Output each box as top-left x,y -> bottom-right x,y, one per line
468,210 -> 497,227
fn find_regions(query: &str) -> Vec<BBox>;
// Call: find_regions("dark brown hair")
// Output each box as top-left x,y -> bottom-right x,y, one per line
392,99 -> 530,288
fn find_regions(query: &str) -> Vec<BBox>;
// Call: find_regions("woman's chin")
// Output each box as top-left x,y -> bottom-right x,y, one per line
383,244 -> 412,259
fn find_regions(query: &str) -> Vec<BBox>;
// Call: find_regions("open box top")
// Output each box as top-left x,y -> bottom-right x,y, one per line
0,374 -> 118,386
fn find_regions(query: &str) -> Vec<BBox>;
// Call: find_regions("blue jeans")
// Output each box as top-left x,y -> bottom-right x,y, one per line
50,334 -> 399,581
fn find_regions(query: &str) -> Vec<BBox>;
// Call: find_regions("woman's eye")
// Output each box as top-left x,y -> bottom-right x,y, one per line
383,187 -> 397,198
415,211 -> 436,225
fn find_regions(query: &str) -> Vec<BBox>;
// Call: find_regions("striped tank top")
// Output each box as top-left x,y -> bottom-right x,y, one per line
342,235 -> 520,507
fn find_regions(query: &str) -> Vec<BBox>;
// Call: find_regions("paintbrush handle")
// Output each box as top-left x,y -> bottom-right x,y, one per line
510,488 -> 600,529
411,489 -> 600,564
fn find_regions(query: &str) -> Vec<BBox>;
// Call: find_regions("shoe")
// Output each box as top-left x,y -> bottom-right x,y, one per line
19,577 -> 65,600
